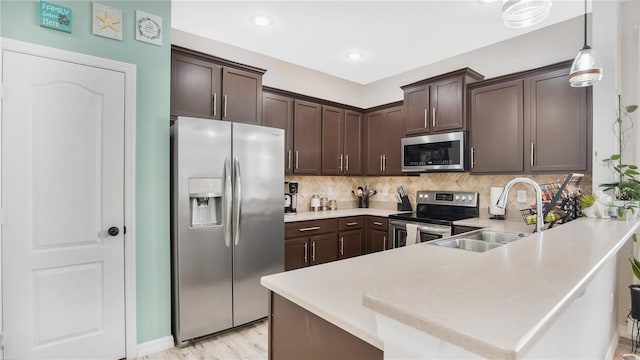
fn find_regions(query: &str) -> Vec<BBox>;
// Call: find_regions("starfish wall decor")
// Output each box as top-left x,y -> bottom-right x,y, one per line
92,2 -> 122,40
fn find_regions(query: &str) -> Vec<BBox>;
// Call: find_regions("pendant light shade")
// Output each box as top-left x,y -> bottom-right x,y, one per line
502,0 -> 552,28
569,0 -> 602,87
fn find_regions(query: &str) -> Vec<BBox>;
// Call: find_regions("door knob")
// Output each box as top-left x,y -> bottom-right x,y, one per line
108,227 -> 120,236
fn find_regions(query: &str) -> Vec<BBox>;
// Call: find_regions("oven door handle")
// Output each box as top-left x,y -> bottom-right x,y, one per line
417,225 -> 451,234
389,220 -> 409,228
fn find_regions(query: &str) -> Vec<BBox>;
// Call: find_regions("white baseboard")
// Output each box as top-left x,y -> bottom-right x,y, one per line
620,322 -> 631,340
606,330 -> 620,360
136,335 -> 174,358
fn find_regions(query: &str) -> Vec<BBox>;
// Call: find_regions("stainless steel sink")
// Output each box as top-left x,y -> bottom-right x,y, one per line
431,238 -> 503,252
457,230 -> 529,244
428,230 -> 530,253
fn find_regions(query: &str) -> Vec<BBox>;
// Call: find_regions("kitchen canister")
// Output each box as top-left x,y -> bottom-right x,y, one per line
328,200 -> 337,210
320,197 -> 328,211
310,195 -> 320,211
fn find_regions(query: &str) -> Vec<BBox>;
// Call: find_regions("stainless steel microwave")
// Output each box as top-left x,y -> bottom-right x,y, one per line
401,131 -> 469,172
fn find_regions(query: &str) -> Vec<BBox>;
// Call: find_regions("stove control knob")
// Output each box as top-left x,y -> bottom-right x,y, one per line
455,195 -> 460,200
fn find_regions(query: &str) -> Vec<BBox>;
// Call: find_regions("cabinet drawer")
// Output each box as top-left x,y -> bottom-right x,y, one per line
285,218 -> 337,238
339,216 -> 364,231
368,216 -> 388,231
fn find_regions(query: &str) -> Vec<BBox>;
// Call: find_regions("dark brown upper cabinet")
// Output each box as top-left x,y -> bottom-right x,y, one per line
469,79 -> 524,173
524,68 -> 589,172
321,106 -> 362,175
402,68 -> 483,136
222,68 -> 262,125
171,52 -> 222,120
263,91 -> 294,174
364,106 -> 403,176
293,100 -> 322,175
468,61 -> 590,174
171,47 -> 265,125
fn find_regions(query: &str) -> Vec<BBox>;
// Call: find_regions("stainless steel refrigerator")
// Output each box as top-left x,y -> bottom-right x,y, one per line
170,116 -> 284,346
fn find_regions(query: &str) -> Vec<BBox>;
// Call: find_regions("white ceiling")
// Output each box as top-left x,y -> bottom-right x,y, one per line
171,1 -> 588,85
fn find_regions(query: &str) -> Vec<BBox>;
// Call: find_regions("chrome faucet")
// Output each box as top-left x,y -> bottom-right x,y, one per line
496,177 -> 544,233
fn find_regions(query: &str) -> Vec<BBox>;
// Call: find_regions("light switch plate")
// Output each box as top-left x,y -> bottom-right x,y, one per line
517,190 -> 527,202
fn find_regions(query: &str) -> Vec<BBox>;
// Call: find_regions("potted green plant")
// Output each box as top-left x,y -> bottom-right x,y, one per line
629,235 -> 640,320
600,95 -> 639,219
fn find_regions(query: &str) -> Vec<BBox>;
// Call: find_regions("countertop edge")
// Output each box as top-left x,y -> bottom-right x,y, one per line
362,218 -> 640,359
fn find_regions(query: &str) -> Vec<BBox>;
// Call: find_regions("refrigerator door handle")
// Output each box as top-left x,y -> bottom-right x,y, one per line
224,158 -> 232,247
233,156 -> 242,246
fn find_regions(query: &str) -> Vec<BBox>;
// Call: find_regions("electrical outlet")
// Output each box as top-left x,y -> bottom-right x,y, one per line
517,190 -> 527,202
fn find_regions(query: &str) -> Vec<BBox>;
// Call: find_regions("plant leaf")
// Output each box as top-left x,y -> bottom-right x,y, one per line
610,154 -> 622,161
633,234 -> 638,243
626,105 -> 638,113
630,258 -> 640,280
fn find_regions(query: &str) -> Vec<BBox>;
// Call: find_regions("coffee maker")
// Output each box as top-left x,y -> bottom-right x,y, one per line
285,181 -> 298,213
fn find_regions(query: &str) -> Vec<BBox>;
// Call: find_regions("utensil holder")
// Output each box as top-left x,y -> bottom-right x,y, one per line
358,196 -> 369,208
397,195 -> 412,211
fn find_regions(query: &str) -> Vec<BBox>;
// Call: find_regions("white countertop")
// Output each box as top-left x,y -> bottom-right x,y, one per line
261,217 -> 640,357
284,208 -> 403,222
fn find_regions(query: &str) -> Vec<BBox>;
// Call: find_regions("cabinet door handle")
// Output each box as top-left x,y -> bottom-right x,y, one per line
339,154 -> 343,172
530,142 -> 535,167
432,107 -> 436,128
345,154 -> 349,172
311,241 -> 316,262
424,108 -> 428,129
295,150 -> 299,170
373,221 -> 382,226
471,147 -> 475,169
383,236 -> 387,250
299,226 -> 320,232
383,155 -> 386,172
380,155 -> 383,172
212,93 -> 217,117
340,237 -> 344,256
287,150 -> 292,170
303,242 -> 308,264
223,94 -> 228,118
346,222 -> 358,226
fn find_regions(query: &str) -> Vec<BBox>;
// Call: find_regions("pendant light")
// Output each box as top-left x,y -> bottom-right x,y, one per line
569,0 -> 602,87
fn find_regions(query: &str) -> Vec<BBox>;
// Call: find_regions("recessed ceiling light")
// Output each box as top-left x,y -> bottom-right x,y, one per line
502,0 -> 552,28
477,0 -> 500,3
347,51 -> 363,62
252,16 -> 271,27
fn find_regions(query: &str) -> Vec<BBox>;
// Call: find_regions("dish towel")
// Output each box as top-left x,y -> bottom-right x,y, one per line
405,224 -> 418,246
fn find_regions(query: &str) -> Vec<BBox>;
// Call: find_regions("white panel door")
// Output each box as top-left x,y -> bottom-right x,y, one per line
2,50 -> 126,358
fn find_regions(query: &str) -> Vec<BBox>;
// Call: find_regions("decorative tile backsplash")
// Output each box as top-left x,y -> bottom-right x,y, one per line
285,173 -> 592,220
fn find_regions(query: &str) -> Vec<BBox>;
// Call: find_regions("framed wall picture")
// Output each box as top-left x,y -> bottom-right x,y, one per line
136,10 -> 162,46
93,2 -> 122,40
40,1 -> 72,33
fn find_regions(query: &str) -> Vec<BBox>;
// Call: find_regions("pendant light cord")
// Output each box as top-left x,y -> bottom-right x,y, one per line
583,0 -> 588,47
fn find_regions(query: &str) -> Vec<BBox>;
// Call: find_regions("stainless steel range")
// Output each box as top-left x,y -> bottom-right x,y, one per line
388,190 -> 479,248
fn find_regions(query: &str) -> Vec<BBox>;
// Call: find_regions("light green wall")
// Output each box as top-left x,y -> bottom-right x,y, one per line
1,1 -> 171,344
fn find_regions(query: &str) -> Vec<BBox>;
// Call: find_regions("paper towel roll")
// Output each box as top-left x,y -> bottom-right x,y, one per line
489,186 -> 506,216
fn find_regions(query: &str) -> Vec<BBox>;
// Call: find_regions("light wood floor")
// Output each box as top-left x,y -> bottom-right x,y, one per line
140,321 -> 639,360
138,320 -> 268,360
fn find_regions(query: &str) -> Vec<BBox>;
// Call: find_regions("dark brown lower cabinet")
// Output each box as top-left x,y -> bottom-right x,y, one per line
284,219 -> 338,271
339,230 -> 363,260
310,233 -> 339,265
284,238 -> 308,271
270,292 -> 383,360
366,216 -> 388,254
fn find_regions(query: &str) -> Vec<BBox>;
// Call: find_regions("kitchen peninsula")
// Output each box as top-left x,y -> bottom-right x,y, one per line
261,217 -> 640,359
